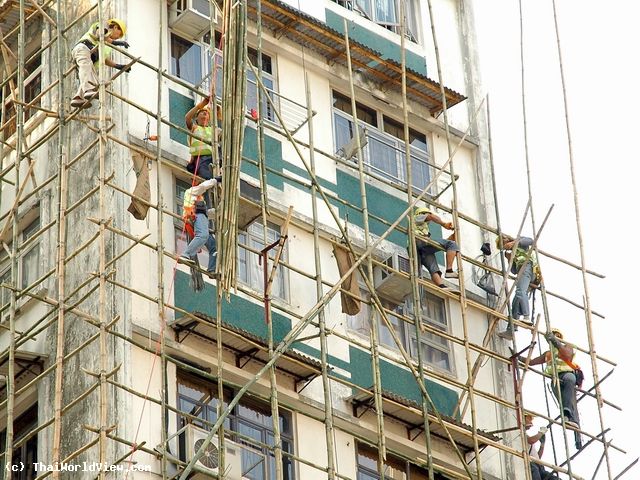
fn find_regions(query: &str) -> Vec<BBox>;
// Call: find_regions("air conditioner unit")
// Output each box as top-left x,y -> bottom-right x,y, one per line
169,0 -> 219,40
374,252 -> 413,304
184,424 -> 244,479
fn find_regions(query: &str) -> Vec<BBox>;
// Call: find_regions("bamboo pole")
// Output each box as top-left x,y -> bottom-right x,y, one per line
550,1 -> 613,477
343,18 -> 387,475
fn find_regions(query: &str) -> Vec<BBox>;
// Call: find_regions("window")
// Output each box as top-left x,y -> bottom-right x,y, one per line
356,442 -> 447,480
0,405 -> 38,480
406,293 -> 452,372
238,221 -> 287,301
1,55 -> 43,138
169,31 -> 277,121
177,373 -> 295,480
330,0 -> 420,43
170,33 -> 204,85
0,218 -> 41,299
20,219 -> 40,289
347,289 -> 453,372
332,91 -> 430,191
346,293 -> 405,350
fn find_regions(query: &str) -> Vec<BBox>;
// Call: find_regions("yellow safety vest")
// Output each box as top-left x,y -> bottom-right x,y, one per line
189,125 -> 213,156
414,210 -> 431,238
514,245 -> 538,268
544,345 -> 576,375
80,23 -> 112,65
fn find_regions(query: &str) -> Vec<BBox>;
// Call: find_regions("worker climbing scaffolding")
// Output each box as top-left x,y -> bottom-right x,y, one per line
179,176 -> 221,279
70,18 -> 131,109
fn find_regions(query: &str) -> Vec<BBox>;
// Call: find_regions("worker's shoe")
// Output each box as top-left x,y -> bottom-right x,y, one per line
497,329 -> 513,340
178,255 -> 195,265
206,270 -> 219,279
564,420 -> 579,430
84,89 -> 98,100
444,269 -> 458,279
71,96 -> 90,109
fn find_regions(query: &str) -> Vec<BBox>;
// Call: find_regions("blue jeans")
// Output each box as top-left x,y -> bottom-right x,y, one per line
511,262 -> 533,318
555,371 -> 580,425
183,213 -> 216,272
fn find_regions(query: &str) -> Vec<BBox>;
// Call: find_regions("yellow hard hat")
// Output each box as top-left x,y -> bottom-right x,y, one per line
415,207 -> 430,216
551,327 -> 563,338
108,18 -> 127,36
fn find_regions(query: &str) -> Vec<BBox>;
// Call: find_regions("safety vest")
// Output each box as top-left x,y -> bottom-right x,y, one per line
514,245 -> 538,269
414,210 -> 431,238
189,125 -> 213,156
182,187 -> 206,223
545,345 -> 578,376
80,23 -> 112,65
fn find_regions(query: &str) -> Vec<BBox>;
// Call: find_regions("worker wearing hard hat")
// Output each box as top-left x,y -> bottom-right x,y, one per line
185,96 -> 222,180
522,328 -> 583,449
71,18 -> 131,109
496,232 -> 539,339
411,207 -> 459,289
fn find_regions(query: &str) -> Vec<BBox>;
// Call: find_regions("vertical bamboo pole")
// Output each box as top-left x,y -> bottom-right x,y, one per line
3,1 -> 25,471
551,1 -> 612,477
51,0 -> 68,475
96,1 -> 108,476
398,2 -> 435,478
343,18 -> 386,475
305,71 -> 337,480
424,0 -> 484,476
155,1 -> 168,477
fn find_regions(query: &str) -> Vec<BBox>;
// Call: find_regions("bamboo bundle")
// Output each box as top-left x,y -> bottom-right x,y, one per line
217,0 -> 248,293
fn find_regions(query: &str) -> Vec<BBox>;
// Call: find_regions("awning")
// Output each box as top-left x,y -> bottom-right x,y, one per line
171,311 -> 327,392
348,387 -> 500,452
246,0 -> 466,116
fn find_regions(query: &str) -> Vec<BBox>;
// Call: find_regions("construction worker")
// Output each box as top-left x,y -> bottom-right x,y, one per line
185,96 -> 221,180
180,176 -> 221,276
496,233 -> 538,339
525,414 -> 558,480
71,19 -> 130,109
411,207 -> 459,289
523,328 -> 582,444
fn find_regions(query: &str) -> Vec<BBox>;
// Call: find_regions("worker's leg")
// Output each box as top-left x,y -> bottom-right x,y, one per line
511,262 -> 533,318
559,372 -> 580,425
183,213 -> 209,260
423,251 -> 445,287
71,44 -> 97,101
530,464 -> 542,480
436,238 -> 459,278
196,155 -> 213,180
205,234 -> 217,272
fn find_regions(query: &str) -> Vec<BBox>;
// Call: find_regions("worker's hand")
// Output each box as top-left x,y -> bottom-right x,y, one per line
539,433 -> 546,444
444,221 -> 454,230
517,355 -> 528,364
539,427 -> 548,435
111,40 -> 130,48
544,331 -> 562,348
214,175 -> 222,184
114,63 -> 131,73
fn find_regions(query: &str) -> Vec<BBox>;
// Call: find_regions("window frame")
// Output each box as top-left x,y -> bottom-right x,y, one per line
176,372 -> 296,480
238,221 -> 289,303
331,91 -> 431,192
346,288 -> 454,374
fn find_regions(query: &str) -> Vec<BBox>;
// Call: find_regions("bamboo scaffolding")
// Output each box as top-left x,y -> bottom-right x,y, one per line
0,3 -> 631,480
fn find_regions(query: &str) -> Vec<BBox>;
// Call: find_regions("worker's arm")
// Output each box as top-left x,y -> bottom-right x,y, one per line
527,427 -> 547,445
521,351 -> 548,366
189,178 -> 218,196
186,97 -> 210,130
425,213 -> 454,230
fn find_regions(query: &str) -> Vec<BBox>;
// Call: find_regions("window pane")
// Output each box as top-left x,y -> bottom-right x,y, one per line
21,247 -> 39,289
368,131 -> 399,181
378,307 -> 404,350
333,113 -> 355,156
347,293 -> 370,336
332,92 -> 377,127
170,34 -> 202,84
0,269 -> 11,310
238,222 -> 286,300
